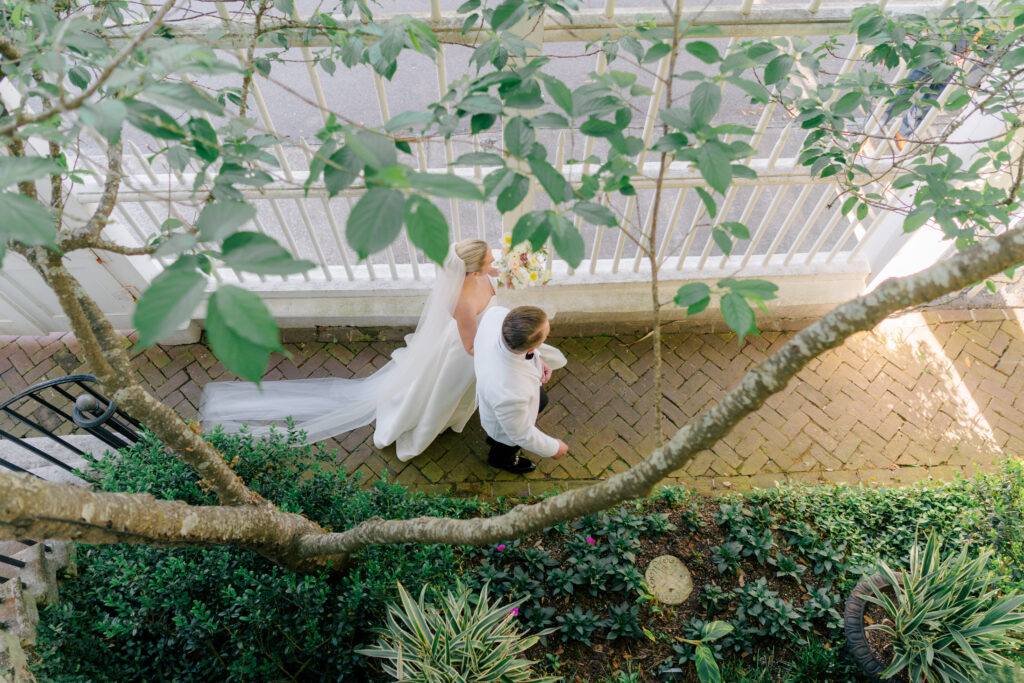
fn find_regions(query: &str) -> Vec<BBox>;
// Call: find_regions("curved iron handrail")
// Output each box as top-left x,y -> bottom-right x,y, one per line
0,373 -> 144,583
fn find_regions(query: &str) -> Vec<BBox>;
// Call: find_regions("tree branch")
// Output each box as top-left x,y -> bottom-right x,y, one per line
0,471 -> 333,571
294,220 -> 1024,559
60,142 -> 122,249
21,250 -> 259,508
0,0 -> 179,140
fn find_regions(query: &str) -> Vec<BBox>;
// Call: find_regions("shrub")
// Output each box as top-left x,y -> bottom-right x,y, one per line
33,428 -> 489,681
865,532 -> 1024,683
556,606 -> 609,644
357,582 -> 556,682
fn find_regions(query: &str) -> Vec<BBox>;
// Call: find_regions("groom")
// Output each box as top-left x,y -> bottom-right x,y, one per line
474,305 -> 569,474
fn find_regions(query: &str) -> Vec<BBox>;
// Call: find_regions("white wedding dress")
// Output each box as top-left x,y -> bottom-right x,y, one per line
198,248 -> 491,461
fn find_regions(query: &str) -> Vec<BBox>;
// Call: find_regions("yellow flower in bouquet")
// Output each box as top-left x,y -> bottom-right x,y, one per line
497,239 -> 551,289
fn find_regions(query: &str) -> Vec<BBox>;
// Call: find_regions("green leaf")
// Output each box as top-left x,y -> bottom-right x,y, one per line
384,110 -> 436,132
903,204 -> 933,232
531,112 -> 570,128
0,193 -> 57,248
695,644 -> 722,683
324,146 -> 365,196
728,77 -> 771,104
346,187 -> 405,258
698,143 -> 731,194
721,292 -> 757,343
643,43 -> 671,64
153,232 -> 197,258
541,75 -> 574,116
491,0 -> 526,31
1000,47 -> 1024,70
221,232 -> 314,275
690,81 -> 722,124
187,118 -> 219,163
206,286 -> 281,383
701,621 -> 734,642
573,201 -> 617,227
832,91 -> 863,115
685,41 -> 720,64
452,152 -> 504,167
133,265 -> 206,348
407,171 -> 482,201
712,228 -> 733,256
610,70 -> 637,88
511,210 -> 547,248
719,277 -> 777,300
496,173 -> 530,213
651,132 -> 689,152
144,82 -> 224,116
695,187 -> 717,218
0,157 -> 62,189
763,54 -> 794,85
68,66 -> 90,90
504,116 -> 535,158
470,112 -> 497,135
674,282 -> 711,315
528,158 -> 570,205
660,107 -> 693,131
841,196 -> 858,215
502,79 -> 544,109
721,221 -> 750,239
305,140 -> 337,191
458,94 -> 504,115
78,100 -> 127,144
196,200 -> 257,242
345,129 -> 397,170
124,99 -> 186,140
549,213 -> 584,268
273,0 -> 294,14
580,118 -> 620,138
404,195 -> 450,265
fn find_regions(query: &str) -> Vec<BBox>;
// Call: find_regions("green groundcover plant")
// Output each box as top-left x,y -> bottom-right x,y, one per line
32,427 -> 495,682
31,430 -> 1024,682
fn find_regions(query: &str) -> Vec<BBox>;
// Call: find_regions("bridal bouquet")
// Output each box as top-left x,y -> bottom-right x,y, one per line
497,236 -> 551,289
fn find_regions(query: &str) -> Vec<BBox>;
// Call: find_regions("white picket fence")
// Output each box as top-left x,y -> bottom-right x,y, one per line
0,1 -> 991,336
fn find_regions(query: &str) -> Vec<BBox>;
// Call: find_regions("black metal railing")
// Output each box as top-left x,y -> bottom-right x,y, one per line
0,374 -> 142,583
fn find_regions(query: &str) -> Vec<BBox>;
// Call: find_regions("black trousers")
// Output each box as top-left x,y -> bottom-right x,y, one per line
486,387 -> 548,465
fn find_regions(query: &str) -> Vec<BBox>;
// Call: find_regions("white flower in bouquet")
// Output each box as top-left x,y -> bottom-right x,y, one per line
497,237 -> 551,289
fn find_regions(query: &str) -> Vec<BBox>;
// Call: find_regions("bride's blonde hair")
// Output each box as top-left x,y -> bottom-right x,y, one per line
454,239 -> 490,274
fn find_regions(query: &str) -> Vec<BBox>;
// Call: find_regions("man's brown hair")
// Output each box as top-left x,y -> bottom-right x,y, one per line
502,306 -> 548,353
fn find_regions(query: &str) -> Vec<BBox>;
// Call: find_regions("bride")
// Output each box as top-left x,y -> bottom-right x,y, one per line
198,239 -> 499,461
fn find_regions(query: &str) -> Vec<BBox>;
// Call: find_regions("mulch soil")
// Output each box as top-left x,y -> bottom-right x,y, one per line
467,499 -> 852,682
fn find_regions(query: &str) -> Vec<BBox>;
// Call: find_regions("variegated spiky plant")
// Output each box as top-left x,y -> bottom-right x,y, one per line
865,533 -> 1024,683
357,582 -> 558,682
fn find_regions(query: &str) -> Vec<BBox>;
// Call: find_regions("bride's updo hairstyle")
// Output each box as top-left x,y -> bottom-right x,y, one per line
454,238 -> 489,274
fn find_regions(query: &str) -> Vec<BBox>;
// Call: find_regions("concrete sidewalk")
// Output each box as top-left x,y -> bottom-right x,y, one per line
2,308 -> 1020,497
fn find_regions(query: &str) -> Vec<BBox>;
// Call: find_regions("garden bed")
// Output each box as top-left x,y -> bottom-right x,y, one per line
29,430 -> 1024,682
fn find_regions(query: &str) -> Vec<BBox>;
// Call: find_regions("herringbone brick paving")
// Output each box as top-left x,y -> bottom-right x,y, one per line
2,309 -> 1020,497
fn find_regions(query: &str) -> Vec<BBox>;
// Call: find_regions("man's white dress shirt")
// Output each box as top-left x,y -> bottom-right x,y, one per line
474,306 -> 560,458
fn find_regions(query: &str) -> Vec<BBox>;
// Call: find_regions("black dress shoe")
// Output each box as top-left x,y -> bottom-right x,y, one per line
488,453 -> 536,474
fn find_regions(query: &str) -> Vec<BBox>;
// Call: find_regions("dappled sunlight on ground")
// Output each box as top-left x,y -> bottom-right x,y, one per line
1,310 -> 1018,496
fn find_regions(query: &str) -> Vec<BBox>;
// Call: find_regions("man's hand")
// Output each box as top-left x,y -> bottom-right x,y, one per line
540,362 -> 552,384
553,439 -> 569,459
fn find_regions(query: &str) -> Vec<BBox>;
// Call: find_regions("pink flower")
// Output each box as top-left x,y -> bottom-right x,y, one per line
496,544 -> 506,551
508,608 -> 519,617
586,537 -> 596,544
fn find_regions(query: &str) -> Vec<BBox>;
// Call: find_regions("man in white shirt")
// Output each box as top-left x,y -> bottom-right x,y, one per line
474,305 -> 570,474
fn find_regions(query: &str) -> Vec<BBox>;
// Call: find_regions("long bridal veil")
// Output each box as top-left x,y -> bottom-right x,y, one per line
197,249 -> 467,444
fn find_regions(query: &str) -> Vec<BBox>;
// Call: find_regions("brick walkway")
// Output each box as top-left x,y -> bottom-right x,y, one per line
2,309 -> 1021,497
